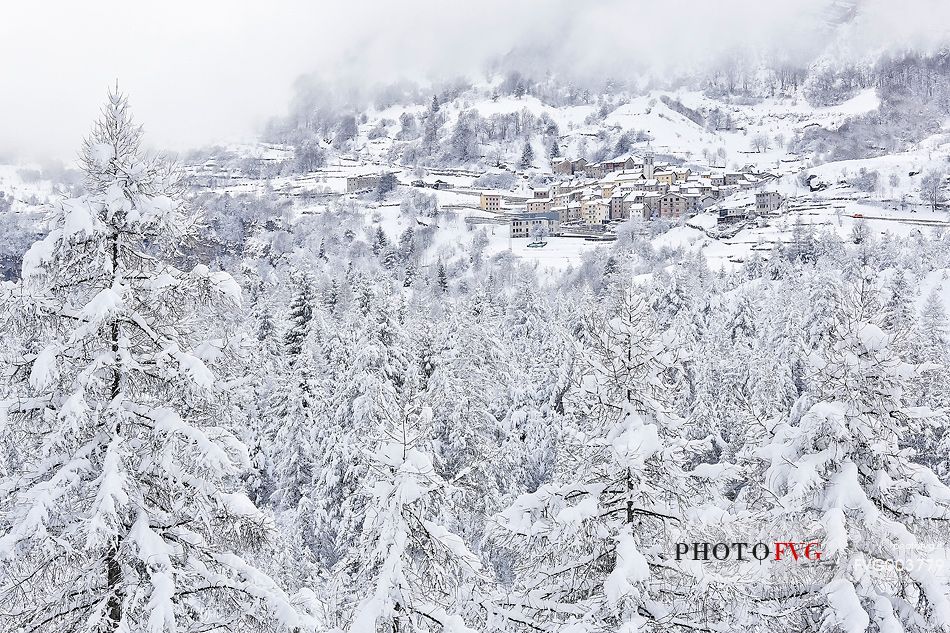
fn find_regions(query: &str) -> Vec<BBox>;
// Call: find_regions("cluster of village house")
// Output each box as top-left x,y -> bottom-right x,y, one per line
341,151 -> 784,240
484,152 -> 784,239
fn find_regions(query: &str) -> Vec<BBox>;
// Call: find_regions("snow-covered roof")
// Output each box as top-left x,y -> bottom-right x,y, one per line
710,192 -> 756,210
604,152 -> 642,163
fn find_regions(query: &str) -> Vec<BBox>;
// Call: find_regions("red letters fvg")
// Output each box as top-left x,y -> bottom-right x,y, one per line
674,542 -> 822,562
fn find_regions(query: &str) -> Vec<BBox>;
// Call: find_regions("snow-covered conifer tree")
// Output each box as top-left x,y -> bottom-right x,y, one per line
492,286 -> 721,632
343,375 -> 483,633
917,287 -> 949,367
907,286 -> 950,469
519,141 -> 534,169
283,276 -> 315,356
0,90 -> 311,632
310,293 -> 413,572
268,278 -> 322,512
754,275 -> 950,631
881,270 -> 916,347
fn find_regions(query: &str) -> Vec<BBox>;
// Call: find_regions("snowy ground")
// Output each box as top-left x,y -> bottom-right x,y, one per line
0,164 -> 59,209
483,234 -> 600,272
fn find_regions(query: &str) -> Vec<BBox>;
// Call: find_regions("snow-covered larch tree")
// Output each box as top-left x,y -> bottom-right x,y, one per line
0,90 -> 313,632
312,294 -> 412,574
491,285 -> 723,632
342,361 -> 483,633
422,308 -> 510,531
754,275 -> 950,631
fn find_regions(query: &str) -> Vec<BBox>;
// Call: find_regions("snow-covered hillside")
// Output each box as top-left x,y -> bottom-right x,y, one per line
345,83 -> 886,175
159,77 -> 950,287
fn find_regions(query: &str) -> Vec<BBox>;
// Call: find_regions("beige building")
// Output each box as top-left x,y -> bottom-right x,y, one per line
580,199 -> 610,224
583,163 -> 607,179
553,158 -> 588,176
601,154 -> 639,173
628,202 -> 647,220
526,198 -> 552,213
480,193 -> 503,212
642,192 -> 663,217
553,202 -> 581,223
622,191 -> 646,213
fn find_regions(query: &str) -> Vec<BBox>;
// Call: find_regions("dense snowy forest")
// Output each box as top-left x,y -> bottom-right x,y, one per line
5,0 -> 950,629
1,87 -> 949,633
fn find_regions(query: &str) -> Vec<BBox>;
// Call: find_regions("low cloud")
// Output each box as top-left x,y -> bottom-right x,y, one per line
2,0 -> 947,161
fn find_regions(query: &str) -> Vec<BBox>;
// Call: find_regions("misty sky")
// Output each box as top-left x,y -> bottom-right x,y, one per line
3,0 -> 948,162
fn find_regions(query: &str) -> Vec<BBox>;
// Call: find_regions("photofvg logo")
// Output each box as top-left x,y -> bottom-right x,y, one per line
675,541 -> 823,562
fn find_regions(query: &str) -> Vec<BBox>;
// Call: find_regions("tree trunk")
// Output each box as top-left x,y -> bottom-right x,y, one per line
105,544 -> 122,630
